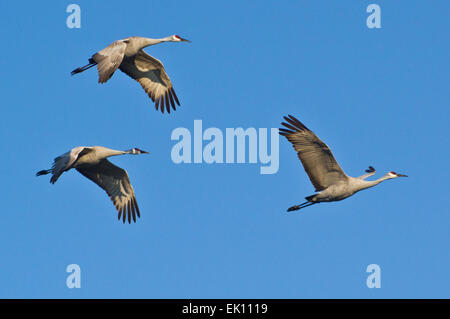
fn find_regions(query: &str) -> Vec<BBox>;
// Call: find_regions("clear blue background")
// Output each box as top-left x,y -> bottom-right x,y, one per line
0,1 -> 448,298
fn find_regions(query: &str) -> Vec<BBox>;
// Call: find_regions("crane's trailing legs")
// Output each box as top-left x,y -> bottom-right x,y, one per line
287,201 -> 317,212
36,169 -> 51,176
287,194 -> 319,211
71,58 -> 97,76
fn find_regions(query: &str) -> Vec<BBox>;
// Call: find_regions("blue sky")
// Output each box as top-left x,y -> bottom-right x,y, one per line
0,1 -> 448,298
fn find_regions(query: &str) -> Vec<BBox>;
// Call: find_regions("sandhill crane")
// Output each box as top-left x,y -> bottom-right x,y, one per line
71,35 -> 191,114
36,146 -> 148,223
279,115 -> 407,212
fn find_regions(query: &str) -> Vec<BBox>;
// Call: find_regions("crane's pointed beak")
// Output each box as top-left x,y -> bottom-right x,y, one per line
397,173 -> 408,177
180,37 -> 191,43
141,150 -> 149,154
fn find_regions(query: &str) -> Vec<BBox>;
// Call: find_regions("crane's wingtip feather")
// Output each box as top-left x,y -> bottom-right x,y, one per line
165,92 -> 170,114
365,166 -> 376,173
155,97 -> 160,111
280,114 -> 310,132
131,200 -> 136,223
278,128 -> 293,136
133,197 -> 141,218
170,87 -> 180,106
168,89 -> 176,111
160,95 -> 165,114
281,122 -> 298,132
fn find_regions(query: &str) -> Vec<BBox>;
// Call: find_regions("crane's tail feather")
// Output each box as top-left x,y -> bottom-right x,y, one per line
36,169 -> 51,176
71,58 -> 97,76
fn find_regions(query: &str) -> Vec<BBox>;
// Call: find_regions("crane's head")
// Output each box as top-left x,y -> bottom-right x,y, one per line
129,148 -> 149,155
387,171 -> 408,178
172,35 -> 191,43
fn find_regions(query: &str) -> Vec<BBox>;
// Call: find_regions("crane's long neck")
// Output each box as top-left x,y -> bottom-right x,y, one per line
124,36 -> 173,56
139,36 -> 173,48
358,174 -> 393,191
97,148 -> 127,159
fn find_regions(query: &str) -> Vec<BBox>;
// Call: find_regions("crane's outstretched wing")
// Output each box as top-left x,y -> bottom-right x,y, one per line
279,115 -> 348,191
92,40 -> 127,83
119,49 -> 180,114
76,159 -> 140,223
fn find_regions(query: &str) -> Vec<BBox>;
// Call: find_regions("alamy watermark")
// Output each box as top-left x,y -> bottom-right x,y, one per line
66,264 -> 81,288
366,264 -> 381,288
366,4 -> 381,29
66,4 -> 81,29
171,120 -> 279,174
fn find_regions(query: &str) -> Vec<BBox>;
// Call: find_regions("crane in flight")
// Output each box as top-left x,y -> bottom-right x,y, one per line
36,146 -> 148,223
279,115 -> 407,212
71,35 -> 191,114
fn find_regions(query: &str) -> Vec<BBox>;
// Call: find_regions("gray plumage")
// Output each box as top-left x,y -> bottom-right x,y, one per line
279,115 -> 407,212
71,35 -> 191,114
36,146 -> 149,223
